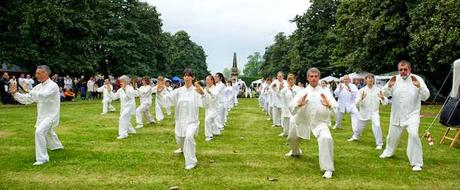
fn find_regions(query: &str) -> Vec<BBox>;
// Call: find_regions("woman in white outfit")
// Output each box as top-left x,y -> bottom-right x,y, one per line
157,69 -> 204,170
202,75 -> 221,141
135,76 -> 155,129
97,79 -> 116,114
111,75 -> 137,139
279,74 -> 301,137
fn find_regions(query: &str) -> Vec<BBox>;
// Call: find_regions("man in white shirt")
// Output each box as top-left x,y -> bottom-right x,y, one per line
97,79 -> 116,114
333,75 -> 359,130
286,68 -> 337,179
349,74 -> 387,149
279,73 -> 301,137
379,60 -> 430,172
271,72 -> 288,127
9,65 -> 64,166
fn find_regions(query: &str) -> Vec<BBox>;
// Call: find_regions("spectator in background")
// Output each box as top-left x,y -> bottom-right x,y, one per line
64,89 -> 75,101
87,76 -> 96,99
64,75 -> 73,90
78,75 -> 87,100
26,74 -> 35,91
1,72 -> 10,104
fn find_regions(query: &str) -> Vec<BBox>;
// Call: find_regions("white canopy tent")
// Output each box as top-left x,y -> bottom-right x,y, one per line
251,79 -> 263,89
321,76 -> 340,82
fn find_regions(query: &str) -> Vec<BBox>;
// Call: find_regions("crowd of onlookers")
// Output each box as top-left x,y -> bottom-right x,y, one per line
0,72 -> 184,105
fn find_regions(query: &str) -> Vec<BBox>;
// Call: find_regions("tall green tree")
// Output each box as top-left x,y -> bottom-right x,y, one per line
242,52 -> 264,78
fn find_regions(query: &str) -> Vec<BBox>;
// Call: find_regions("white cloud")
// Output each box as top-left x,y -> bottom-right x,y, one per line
144,0 -> 311,73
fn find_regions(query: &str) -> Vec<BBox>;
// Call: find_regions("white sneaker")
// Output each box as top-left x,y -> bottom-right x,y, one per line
278,133 -> 285,137
185,164 -> 196,170
100,112 -> 107,115
128,130 -> 136,134
135,125 -> 143,129
33,161 -> 48,166
379,153 -> 391,159
174,148 -> 183,154
412,165 -> 422,172
322,170 -> 333,179
375,145 -> 383,150
347,137 -> 358,142
285,150 -> 301,157
332,124 -> 339,129
116,136 -> 128,140
205,137 -> 213,141
267,118 -> 271,121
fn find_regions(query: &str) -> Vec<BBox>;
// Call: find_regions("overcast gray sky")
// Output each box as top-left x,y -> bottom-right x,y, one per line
144,0 -> 311,73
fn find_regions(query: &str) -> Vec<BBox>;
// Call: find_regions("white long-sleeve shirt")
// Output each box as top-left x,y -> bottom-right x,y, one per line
203,85 -> 219,115
214,81 -> 226,104
280,85 -> 301,118
87,80 -> 95,92
355,86 -> 387,120
290,85 -> 338,139
111,85 -> 136,115
159,86 -> 203,137
271,79 -> 288,108
382,74 -> 430,126
136,85 -> 153,105
13,78 -> 60,128
334,83 -> 358,113
97,84 -> 113,101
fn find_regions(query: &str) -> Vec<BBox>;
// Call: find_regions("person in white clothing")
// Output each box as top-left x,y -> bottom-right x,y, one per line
258,79 -> 266,109
214,73 -> 227,130
271,72 -> 288,127
111,75 -> 137,139
157,69 -> 204,170
379,60 -> 430,172
64,75 -> 73,90
320,80 -> 334,127
224,80 -> 233,123
285,67 -> 337,179
279,73 -> 300,137
154,76 -> 167,122
348,74 -> 387,150
264,78 -> 273,120
201,75 -> 222,141
135,76 -> 155,129
333,75 -> 359,130
97,79 -> 116,114
164,80 -> 173,115
26,74 -> 35,91
9,65 -> 64,166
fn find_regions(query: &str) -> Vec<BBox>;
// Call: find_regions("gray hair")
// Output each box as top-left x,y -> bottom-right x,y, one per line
37,65 -> 51,76
307,67 -> 321,77
119,75 -> 130,82
398,60 -> 412,69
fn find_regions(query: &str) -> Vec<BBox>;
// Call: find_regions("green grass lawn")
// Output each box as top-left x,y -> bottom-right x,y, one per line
0,98 -> 459,189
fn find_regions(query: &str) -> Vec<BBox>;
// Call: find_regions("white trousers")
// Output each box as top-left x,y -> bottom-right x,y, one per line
335,108 -> 359,130
35,119 -> 63,162
281,116 -> 290,136
102,99 -> 115,114
155,101 -> 164,122
205,111 -> 221,138
287,124 -> 334,171
175,124 -> 198,167
136,103 -> 155,126
353,115 -> 383,146
216,104 -> 225,129
119,109 -> 136,137
272,107 -> 282,126
381,119 -> 423,167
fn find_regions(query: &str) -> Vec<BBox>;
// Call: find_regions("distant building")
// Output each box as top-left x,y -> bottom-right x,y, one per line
231,52 -> 238,80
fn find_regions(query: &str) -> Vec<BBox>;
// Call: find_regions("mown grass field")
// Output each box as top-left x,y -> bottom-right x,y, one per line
0,98 -> 459,189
